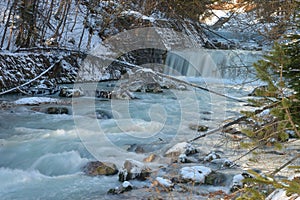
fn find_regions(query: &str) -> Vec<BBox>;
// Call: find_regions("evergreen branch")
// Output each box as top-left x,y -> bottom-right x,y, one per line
284,105 -> 300,138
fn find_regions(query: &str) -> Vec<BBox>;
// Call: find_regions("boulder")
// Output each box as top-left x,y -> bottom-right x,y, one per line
59,87 -> 84,98
118,159 -> 151,182
178,153 -> 198,163
180,166 -> 212,184
95,109 -> 113,119
95,90 -> 112,99
107,181 -> 133,195
111,89 -> 136,100
120,68 -> 187,93
127,144 -> 145,154
126,80 -> 163,93
164,142 -> 198,158
83,161 -> 118,176
230,172 -> 253,192
143,154 -> 157,162
210,158 -> 235,168
204,152 -> 221,162
204,171 -> 227,186
46,107 -> 69,114
189,124 -> 209,132
154,177 -> 174,188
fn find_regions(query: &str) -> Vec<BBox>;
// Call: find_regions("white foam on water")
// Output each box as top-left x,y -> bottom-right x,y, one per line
30,151 -> 89,176
0,167 -> 47,192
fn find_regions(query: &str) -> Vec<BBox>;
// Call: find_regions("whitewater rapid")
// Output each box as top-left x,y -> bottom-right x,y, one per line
0,78 -> 256,199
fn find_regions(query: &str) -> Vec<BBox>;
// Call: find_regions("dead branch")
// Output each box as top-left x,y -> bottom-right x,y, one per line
270,153 -> 300,176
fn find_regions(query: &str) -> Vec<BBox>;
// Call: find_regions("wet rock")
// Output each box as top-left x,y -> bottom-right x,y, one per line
83,161 -> 118,176
178,153 -> 198,163
180,166 -> 212,184
230,174 -> 245,192
46,107 -> 69,114
222,127 -> 241,135
95,90 -> 111,99
210,158 -> 235,168
205,171 -> 227,186
119,159 -> 151,182
165,142 -> 198,158
127,80 -> 163,93
189,124 -> 209,132
120,68 -> 187,93
204,152 -> 221,162
127,144 -> 145,154
107,181 -> 133,195
59,87 -> 84,98
143,154 -> 157,162
164,143 -> 184,158
230,172 -> 253,192
95,109 -> 113,119
111,89 -> 136,100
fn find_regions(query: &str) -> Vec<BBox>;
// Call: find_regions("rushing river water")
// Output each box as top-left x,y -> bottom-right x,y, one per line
0,49 -> 261,199
0,81 -> 255,200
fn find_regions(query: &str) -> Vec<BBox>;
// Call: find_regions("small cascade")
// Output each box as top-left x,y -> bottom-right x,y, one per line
164,49 -> 262,81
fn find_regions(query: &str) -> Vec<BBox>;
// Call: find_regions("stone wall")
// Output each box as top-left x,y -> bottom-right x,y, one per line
0,52 -> 81,93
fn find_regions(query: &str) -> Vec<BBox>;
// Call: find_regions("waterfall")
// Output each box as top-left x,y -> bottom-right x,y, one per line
164,49 -> 262,81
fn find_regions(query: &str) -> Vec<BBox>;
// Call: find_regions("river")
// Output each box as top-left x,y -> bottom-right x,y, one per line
0,49 -> 261,199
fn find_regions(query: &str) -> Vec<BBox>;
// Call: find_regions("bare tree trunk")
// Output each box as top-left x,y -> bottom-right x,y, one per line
1,0 -> 16,49
78,26 -> 85,50
41,0 -> 55,41
2,0 -> 11,23
71,0 -> 79,32
6,9 -> 15,50
78,9 -> 89,49
53,0 -> 71,42
58,0 -> 71,42
86,27 -> 93,50
54,0 -> 65,20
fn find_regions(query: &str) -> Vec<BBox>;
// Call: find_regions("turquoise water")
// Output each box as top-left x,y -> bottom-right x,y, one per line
0,78 -> 252,199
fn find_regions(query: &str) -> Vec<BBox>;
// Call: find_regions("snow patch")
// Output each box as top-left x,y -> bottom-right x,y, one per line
122,181 -> 133,188
121,10 -> 155,22
180,166 -> 212,184
14,97 -> 60,105
156,177 -> 173,188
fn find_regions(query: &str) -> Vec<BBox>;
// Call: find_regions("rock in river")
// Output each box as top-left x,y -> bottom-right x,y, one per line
164,142 -> 198,158
83,161 -> 118,176
59,87 -> 84,98
46,107 -> 69,114
119,159 -> 151,182
180,166 -> 212,184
